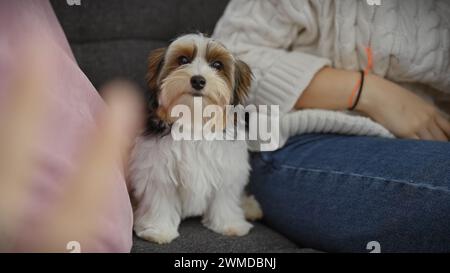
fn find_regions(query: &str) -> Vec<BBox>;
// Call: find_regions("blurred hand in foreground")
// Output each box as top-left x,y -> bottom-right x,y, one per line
0,43 -> 144,252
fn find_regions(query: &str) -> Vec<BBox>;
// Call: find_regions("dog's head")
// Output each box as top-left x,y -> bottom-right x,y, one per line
145,34 -> 252,134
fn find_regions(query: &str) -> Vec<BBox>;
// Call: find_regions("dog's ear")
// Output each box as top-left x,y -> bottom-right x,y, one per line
144,47 -> 170,136
146,47 -> 166,92
233,59 -> 253,105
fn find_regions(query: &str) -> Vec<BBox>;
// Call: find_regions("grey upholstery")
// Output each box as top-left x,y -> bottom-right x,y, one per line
50,0 -> 229,89
51,0 -> 312,253
131,219 -> 317,253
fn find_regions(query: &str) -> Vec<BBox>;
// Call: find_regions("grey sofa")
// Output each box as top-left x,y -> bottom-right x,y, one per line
51,0 -> 317,253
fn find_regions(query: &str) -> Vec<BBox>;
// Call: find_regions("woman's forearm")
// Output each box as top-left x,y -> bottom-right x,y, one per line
294,66 -> 450,141
294,67 -> 362,111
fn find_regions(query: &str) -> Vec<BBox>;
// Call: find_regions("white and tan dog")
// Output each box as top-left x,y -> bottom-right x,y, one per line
129,34 -> 262,244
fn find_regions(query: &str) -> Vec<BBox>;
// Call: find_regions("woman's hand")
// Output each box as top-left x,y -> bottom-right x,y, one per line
296,67 -> 450,141
357,74 -> 450,141
0,41 -> 144,252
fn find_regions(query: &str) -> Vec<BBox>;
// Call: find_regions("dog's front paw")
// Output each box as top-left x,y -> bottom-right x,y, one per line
242,195 -> 263,221
222,221 -> 253,236
204,219 -> 253,237
136,226 -> 179,244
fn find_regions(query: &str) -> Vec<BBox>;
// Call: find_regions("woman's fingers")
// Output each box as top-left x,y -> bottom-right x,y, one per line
416,116 -> 449,142
417,128 -> 434,141
435,114 -> 450,140
428,121 -> 449,142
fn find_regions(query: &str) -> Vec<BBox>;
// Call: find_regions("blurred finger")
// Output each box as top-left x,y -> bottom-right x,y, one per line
102,80 -> 146,138
100,80 -> 145,171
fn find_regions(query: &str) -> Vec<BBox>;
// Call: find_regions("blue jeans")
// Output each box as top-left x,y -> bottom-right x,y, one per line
249,134 -> 450,253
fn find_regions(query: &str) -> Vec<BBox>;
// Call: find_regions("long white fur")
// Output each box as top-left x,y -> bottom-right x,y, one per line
129,136 -> 253,244
129,34 -> 261,244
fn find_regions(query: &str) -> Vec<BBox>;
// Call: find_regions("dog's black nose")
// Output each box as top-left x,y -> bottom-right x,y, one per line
190,75 -> 206,91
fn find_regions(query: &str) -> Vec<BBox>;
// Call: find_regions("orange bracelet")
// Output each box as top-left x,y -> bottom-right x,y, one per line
348,47 -> 373,110
364,47 -> 373,75
348,71 -> 365,111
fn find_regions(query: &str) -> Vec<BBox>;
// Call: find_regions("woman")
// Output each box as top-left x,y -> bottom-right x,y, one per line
213,0 -> 450,252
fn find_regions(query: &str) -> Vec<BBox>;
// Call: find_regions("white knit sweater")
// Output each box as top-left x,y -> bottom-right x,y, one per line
213,0 -> 450,150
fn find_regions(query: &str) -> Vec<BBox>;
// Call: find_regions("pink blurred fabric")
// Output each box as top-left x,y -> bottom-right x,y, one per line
0,0 -> 133,252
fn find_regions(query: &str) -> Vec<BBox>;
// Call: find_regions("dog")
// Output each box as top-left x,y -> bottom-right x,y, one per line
129,34 -> 263,244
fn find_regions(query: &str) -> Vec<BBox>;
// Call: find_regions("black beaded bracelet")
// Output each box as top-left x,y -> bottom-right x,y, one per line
348,70 -> 365,111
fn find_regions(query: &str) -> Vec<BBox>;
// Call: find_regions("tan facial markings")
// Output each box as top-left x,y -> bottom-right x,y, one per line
146,35 -> 252,126
158,43 -> 198,84
170,43 -> 198,64
205,41 -> 234,90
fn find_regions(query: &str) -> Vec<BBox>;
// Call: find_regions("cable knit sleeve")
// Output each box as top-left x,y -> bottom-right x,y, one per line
213,0 -> 331,113
213,0 -> 393,151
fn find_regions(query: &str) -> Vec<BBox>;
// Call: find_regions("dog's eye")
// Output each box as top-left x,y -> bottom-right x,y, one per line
178,56 -> 190,65
210,61 -> 223,71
